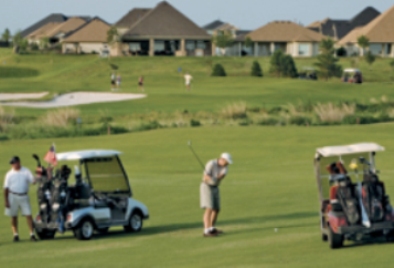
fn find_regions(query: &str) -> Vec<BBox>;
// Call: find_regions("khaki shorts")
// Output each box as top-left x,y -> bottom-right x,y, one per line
5,193 -> 32,217
200,183 -> 220,211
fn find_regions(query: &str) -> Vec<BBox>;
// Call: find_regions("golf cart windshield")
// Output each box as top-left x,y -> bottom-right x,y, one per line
83,156 -> 131,196
314,143 -> 384,201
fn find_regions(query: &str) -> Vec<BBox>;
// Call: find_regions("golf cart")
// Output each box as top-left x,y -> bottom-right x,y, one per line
33,150 -> 149,240
314,143 -> 394,249
298,67 -> 318,80
342,68 -> 363,84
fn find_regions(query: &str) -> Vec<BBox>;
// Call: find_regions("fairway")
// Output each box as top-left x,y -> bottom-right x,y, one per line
1,124 -> 394,267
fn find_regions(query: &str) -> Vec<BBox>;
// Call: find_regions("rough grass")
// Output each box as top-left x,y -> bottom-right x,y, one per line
1,125 -> 394,267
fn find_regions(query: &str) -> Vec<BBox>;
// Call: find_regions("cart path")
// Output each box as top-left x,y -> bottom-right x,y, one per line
0,92 -> 49,101
1,92 -> 147,108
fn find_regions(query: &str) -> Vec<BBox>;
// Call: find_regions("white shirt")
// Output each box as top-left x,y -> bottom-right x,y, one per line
203,159 -> 228,186
3,167 -> 34,194
184,74 -> 193,84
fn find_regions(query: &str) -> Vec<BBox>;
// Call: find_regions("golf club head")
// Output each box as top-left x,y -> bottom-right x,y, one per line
32,154 -> 41,167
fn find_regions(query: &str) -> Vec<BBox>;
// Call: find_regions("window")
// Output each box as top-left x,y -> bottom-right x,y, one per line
129,43 -> 141,51
186,41 -> 195,50
298,44 -> 310,56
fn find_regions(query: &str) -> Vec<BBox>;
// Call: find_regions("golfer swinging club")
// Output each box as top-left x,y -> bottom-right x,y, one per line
200,153 -> 233,237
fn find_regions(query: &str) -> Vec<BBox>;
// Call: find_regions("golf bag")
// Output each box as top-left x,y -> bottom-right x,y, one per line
51,166 -> 71,232
362,173 -> 385,222
37,170 -> 53,224
336,180 -> 361,225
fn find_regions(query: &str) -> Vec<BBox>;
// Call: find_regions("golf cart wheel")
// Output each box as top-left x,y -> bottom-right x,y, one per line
36,229 -> 56,240
322,233 -> 328,242
75,219 -> 95,240
97,227 -> 109,234
124,212 -> 143,233
328,226 -> 343,249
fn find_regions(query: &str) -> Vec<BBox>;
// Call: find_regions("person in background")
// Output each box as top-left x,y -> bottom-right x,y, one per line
184,73 -> 193,91
3,156 -> 37,242
111,73 -> 116,91
138,76 -> 144,92
116,74 -> 122,91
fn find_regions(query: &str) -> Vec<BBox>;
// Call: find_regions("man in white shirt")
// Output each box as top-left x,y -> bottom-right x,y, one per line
200,153 -> 233,237
184,73 -> 193,91
3,156 -> 37,242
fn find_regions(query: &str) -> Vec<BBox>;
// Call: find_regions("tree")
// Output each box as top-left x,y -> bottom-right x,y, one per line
390,60 -> 394,81
357,35 -> 370,56
40,37 -> 50,51
251,61 -> 263,77
107,26 -> 119,44
211,63 -> 227,76
314,38 -> 342,80
364,51 -> 376,68
244,37 -> 253,49
269,50 -> 298,78
1,28 -> 11,46
12,31 -> 28,54
212,32 -> 234,56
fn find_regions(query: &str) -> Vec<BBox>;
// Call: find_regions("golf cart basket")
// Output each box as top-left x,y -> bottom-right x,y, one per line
314,143 -> 394,249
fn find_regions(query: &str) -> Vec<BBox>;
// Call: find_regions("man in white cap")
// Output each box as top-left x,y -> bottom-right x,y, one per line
3,156 -> 37,242
200,152 -> 233,237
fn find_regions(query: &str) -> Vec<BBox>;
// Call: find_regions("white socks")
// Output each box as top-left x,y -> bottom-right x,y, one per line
204,227 -> 215,234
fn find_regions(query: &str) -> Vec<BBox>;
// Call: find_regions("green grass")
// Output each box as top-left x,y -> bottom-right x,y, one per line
1,125 -> 394,267
1,48 -> 394,120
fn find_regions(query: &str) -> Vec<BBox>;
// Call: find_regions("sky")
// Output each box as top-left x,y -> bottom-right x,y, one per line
0,0 -> 392,34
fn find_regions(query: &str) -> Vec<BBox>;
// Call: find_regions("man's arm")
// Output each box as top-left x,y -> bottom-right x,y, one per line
4,188 -> 10,208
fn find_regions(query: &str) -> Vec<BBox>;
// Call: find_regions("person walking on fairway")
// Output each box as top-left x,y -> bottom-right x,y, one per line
184,73 -> 193,91
138,76 -> 144,92
116,74 -> 122,91
110,73 -> 116,91
3,156 -> 37,242
200,153 -> 233,237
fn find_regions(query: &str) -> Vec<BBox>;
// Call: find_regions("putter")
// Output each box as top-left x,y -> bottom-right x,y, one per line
187,141 -> 205,170
352,159 -> 371,228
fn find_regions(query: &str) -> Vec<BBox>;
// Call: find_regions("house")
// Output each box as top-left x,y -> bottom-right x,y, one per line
27,17 -> 87,45
203,20 -> 251,56
62,17 -> 111,54
338,5 -> 394,57
238,21 -> 325,57
307,7 -> 380,40
116,1 -> 211,56
21,14 -> 90,38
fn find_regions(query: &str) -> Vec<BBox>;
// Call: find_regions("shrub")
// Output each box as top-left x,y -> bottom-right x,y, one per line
41,108 -> 80,127
0,106 -> 14,131
336,47 -> 347,57
289,115 -> 312,126
314,103 -> 355,124
220,102 -> 247,119
269,50 -> 297,78
190,119 -> 201,127
251,61 -> 263,77
212,63 -> 226,77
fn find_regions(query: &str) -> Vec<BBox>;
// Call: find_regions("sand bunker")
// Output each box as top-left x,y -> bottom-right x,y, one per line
0,92 -> 48,101
1,92 -> 146,108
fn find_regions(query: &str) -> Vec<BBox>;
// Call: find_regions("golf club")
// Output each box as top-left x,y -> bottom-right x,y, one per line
187,141 -> 205,170
351,159 -> 371,228
33,154 -> 42,167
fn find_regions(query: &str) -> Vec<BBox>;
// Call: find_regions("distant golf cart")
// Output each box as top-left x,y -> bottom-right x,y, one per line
298,67 -> 318,80
314,143 -> 394,249
342,68 -> 363,84
34,150 -> 149,241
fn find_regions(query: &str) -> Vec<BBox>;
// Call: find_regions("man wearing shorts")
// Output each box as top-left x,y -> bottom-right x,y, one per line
184,73 -> 193,91
200,153 -> 233,237
3,156 -> 37,242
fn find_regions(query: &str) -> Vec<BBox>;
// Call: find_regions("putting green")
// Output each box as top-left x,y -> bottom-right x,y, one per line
1,124 -> 394,267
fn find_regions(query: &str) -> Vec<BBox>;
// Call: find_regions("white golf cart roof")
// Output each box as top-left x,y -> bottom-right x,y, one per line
316,143 -> 384,158
344,68 -> 361,73
57,150 -> 122,161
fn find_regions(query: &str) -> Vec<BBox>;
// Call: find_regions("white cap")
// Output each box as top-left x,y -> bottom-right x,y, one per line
220,153 -> 233,165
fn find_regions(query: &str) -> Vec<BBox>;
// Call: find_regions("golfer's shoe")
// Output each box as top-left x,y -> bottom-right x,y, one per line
203,232 -> 218,237
212,228 -> 224,235
13,235 -> 19,242
30,235 -> 37,242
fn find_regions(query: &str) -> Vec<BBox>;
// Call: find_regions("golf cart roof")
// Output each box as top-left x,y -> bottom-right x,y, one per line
344,68 -> 361,73
57,150 -> 122,161
316,143 -> 384,158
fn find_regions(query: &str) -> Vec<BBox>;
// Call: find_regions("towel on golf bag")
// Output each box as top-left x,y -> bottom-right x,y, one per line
362,174 -> 385,222
336,182 -> 360,225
